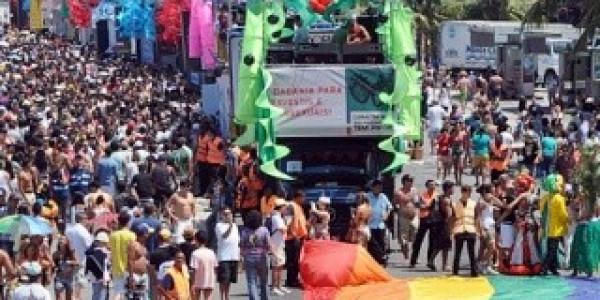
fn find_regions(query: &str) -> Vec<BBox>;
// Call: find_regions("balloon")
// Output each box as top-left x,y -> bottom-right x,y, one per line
309,0 -> 327,14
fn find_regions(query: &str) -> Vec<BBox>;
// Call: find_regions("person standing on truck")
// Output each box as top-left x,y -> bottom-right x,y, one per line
367,179 -> 392,266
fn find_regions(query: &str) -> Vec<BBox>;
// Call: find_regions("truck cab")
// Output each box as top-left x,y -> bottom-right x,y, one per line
279,137 -> 395,240
524,37 -> 572,87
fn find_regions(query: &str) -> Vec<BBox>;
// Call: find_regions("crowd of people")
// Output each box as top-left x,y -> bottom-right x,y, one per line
394,65 -> 600,278
0,29 -> 247,300
1,19 -> 599,300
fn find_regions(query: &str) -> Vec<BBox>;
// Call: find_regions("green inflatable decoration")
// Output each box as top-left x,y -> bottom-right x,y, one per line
235,0 -> 421,178
376,0 -> 420,173
235,0 -> 293,180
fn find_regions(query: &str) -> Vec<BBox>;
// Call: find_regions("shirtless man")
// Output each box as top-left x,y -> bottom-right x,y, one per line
0,249 -> 15,300
18,158 -> 40,206
488,72 -> 504,103
456,71 -> 472,111
394,174 -> 418,259
128,224 -> 150,299
167,179 -> 196,243
85,181 -> 115,214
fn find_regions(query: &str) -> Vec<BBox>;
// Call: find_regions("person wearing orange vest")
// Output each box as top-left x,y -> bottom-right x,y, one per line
451,185 -> 480,277
285,190 -> 308,288
194,132 -> 211,195
489,135 -> 510,182
206,130 -> 226,193
409,179 -> 437,268
160,249 -> 191,300
235,166 -> 259,221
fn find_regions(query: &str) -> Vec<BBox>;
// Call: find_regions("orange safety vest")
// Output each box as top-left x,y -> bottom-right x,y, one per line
489,143 -> 509,171
165,267 -> 191,300
195,134 -> 210,163
236,177 -> 259,209
206,136 -> 225,165
419,191 -> 437,219
248,161 -> 265,191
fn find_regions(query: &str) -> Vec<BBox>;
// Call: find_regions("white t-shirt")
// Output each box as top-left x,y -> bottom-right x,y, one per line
427,105 -> 448,130
500,131 -> 514,148
12,283 -> 52,300
64,223 -> 93,264
214,222 -> 241,262
270,212 -> 286,249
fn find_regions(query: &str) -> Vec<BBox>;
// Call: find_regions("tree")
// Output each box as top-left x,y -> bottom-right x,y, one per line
524,0 -> 599,50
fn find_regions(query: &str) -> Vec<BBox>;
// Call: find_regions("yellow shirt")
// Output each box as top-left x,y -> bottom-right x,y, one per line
540,193 -> 569,238
109,228 -> 136,277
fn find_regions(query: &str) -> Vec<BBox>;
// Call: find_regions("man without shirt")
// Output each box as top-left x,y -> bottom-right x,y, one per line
167,179 -> 196,243
127,224 -> 151,298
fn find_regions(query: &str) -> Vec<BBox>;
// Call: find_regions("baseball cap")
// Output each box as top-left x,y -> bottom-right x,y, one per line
95,231 -> 109,243
318,196 -> 331,205
133,223 -> 150,235
158,228 -> 172,240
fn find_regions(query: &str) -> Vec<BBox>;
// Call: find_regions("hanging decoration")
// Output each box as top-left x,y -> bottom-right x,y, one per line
188,0 -> 216,69
156,0 -> 190,44
92,0 -> 116,22
67,0 -> 92,28
375,0 -> 419,173
117,0 -> 156,40
234,0 -> 293,180
29,0 -> 43,30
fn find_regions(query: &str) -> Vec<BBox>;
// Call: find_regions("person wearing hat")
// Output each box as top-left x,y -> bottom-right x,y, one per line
12,261 -> 51,300
366,179 -> 392,266
268,198 -> 291,296
394,174 -> 418,259
309,196 -> 331,240
85,231 -> 112,300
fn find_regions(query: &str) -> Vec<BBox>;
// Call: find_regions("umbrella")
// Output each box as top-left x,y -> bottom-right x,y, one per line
0,215 -> 53,236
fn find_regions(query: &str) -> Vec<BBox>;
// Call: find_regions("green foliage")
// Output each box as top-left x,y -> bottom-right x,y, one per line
573,147 -> 600,214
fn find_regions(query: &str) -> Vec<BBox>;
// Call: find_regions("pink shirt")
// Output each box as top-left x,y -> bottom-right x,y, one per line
190,247 -> 217,289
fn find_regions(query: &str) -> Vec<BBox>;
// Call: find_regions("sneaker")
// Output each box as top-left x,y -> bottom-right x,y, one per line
279,287 -> 292,294
486,267 -> 499,275
272,288 -> 285,296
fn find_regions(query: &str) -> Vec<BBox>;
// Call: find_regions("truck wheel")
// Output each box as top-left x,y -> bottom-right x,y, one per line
544,71 -> 558,88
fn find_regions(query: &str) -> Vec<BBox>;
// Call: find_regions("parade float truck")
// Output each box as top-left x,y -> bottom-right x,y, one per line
268,64 -> 397,239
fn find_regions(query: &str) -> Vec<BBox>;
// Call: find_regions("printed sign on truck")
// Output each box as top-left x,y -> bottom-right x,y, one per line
268,65 -> 394,137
